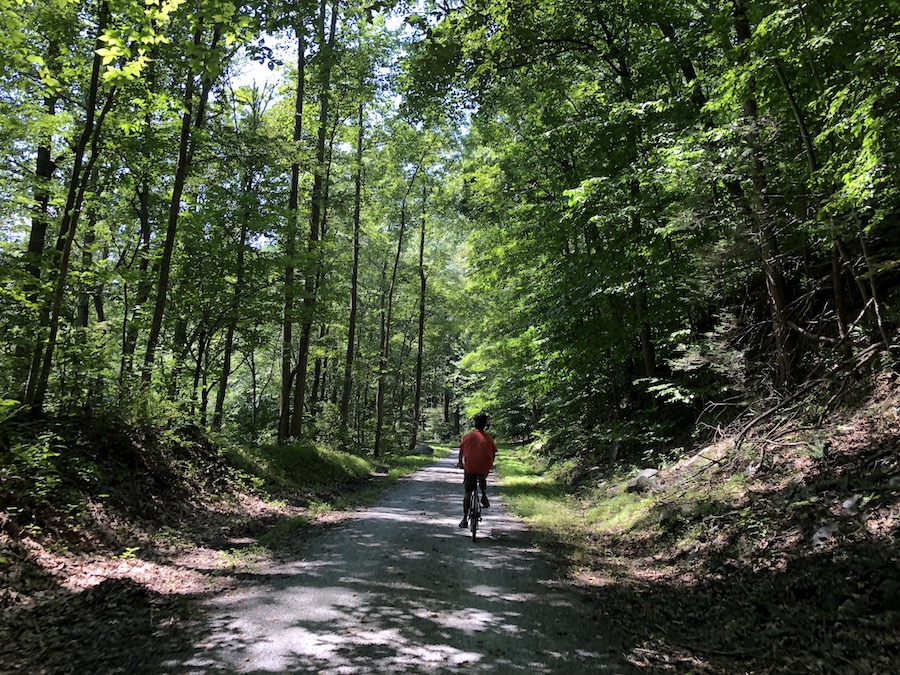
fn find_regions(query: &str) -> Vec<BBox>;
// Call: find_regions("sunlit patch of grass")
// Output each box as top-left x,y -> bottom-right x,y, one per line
333,450 -> 444,509
224,441 -> 374,494
217,544 -> 270,571
582,491 -> 650,533
228,442 -> 449,530
495,445 -> 661,567
496,446 -> 584,532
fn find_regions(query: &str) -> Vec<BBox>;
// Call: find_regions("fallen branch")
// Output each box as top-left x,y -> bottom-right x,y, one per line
733,377 -> 826,453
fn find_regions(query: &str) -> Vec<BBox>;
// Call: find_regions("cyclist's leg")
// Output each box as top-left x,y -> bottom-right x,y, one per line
461,472 -> 475,527
479,475 -> 489,507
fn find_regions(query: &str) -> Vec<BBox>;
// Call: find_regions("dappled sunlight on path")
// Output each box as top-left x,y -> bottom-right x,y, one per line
166,452 -> 631,674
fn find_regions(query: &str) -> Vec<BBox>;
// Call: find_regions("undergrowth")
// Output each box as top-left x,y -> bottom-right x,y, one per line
1,409 -> 442,554
496,372 -> 900,673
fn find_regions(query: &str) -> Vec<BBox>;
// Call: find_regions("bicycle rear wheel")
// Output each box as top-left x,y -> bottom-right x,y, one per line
469,491 -> 479,541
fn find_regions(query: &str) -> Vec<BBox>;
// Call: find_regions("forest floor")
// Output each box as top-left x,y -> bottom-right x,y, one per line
1,372 -> 898,673
498,371 -> 900,673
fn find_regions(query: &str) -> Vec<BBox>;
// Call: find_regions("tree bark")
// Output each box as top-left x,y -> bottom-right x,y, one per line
734,0 -> 793,384
339,102 -> 364,442
23,85 -> 58,308
213,175 -> 251,430
76,221 -> 96,328
120,62 -> 157,385
142,22 -> 222,383
409,187 -> 429,450
278,21 -> 307,443
374,163 -> 422,456
26,3 -> 115,408
374,261 -> 389,456
290,0 -> 339,437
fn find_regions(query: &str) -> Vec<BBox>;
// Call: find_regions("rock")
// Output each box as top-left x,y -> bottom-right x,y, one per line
812,523 -> 839,547
409,443 -> 434,456
841,495 -> 862,516
626,468 -> 659,493
888,475 -> 900,490
658,507 -> 680,527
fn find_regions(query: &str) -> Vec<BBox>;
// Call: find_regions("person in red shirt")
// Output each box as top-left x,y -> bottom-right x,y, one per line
456,411 -> 498,528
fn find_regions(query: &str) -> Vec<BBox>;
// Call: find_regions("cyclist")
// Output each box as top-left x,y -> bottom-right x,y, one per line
456,411 -> 497,529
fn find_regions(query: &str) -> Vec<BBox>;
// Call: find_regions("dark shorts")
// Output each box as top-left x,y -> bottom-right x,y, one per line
463,472 -> 488,492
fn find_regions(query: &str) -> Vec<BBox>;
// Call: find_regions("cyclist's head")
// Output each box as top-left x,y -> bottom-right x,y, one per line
473,412 -> 489,431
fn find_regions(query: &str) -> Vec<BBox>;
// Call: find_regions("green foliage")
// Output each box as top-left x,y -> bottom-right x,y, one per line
1,431 -> 64,504
114,546 -> 141,560
1,0 -> 898,486
225,440 -> 373,495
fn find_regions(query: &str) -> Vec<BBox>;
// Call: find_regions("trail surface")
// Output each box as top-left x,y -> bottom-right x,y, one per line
172,451 -> 632,674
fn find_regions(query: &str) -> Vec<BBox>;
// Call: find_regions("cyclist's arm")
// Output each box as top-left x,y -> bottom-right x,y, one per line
455,446 -> 463,468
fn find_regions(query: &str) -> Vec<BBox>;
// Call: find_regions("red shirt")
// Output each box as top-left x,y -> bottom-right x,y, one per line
460,429 -> 497,474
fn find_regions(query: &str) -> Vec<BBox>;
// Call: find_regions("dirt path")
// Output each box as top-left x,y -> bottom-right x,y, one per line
166,451 -> 633,674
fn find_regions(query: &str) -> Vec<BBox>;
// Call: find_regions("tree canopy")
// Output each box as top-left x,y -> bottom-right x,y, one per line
1,0 -> 897,462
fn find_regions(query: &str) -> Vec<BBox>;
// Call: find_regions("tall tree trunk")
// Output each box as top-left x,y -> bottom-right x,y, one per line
24,115 -> 58,286
374,163 -> 422,456
20,43 -> 61,391
278,22 -> 307,443
141,23 -> 222,383
290,0 -> 339,437
191,330 -> 207,416
213,181 -> 250,430
311,323 -> 327,411
374,260 -> 389,457
20,95 -> 56,393
773,59 -> 854,358
635,272 -> 656,378
734,0 -> 793,384
858,232 -> 892,350
340,102 -> 364,441
120,75 -> 156,385
409,188 -> 429,450
200,351 -> 210,427
25,2 -> 114,409
76,218 -> 97,328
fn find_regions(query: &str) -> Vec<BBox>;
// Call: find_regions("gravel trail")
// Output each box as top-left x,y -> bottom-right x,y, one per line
171,451 -> 633,674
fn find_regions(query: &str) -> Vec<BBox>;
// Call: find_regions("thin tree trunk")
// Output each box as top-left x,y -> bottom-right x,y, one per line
773,59 -> 817,176
409,187 -> 429,450
119,53 -> 157,388
734,0 -> 793,384
76,219 -> 97,328
290,0 -> 339,437
858,232 -> 892,350
443,362 -> 451,424
635,272 -> 656,378
279,23 -> 307,443
142,23 -> 222,383
213,186 -> 250,430
374,261 -> 389,456
191,330 -> 207,416
311,323 -> 327,410
340,103 -> 364,440
200,351 -> 210,427
25,4 -> 114,408
374,162 -> 423,456
773,59 -> 854,357
20,45 -> 61,392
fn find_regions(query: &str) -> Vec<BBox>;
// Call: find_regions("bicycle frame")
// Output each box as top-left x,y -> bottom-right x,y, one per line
469,485 -> 482,541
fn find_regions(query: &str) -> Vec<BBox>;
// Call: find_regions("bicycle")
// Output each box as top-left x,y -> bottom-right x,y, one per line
468,484 -> 483,541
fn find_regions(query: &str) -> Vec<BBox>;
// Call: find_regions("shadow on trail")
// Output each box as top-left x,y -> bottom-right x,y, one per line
164,455 -> 632,674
